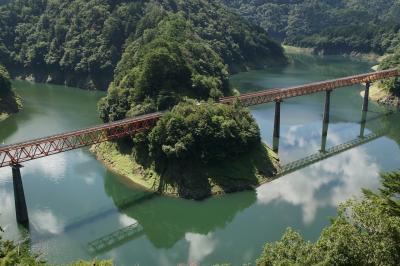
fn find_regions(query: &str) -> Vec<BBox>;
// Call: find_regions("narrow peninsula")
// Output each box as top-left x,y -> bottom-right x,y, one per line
93,100 -> 280,200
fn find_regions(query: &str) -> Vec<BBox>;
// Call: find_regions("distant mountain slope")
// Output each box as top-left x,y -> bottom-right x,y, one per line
221,0 -> 400,55
0,0 -> 286,90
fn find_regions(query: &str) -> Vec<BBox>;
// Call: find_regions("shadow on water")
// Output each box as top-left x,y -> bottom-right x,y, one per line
103,171 -> 257,249
0,117 -> 18,144
30,168 -> 256,253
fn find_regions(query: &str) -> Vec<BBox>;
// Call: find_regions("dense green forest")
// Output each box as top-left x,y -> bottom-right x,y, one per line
0,0 -> 286,90
256,171 -> 400,265
96,99 -> 278,199
132,99 -> 277,199
222,0 -> 400,55
0,65 -> 19,119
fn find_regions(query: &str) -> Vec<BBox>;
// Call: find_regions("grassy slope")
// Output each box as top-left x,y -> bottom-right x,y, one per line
91,141 -> 280,198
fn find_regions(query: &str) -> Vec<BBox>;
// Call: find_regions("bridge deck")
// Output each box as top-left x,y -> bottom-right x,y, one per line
1,69 -> 398,167
0,112 -> 162,168
220,69 -> 399,106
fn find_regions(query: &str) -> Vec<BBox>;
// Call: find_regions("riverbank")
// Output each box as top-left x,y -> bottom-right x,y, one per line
283,45 -> 314,54
283,45 -> 386,62
360,83 -> 400,107
91,141 -> 280,199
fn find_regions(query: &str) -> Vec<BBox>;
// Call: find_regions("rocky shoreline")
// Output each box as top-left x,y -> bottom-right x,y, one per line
361,83 -> 400,107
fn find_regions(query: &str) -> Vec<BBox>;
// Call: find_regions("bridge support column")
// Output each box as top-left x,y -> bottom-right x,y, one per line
273,100 -> 281,139
272,100 -> 281,153
320,90 -> 332,153
362,82 -> 371,112
359,111 -> 367,138
323,90 -> 332,124
12,164 -> 29,228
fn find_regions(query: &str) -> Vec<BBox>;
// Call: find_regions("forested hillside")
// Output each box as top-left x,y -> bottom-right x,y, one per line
0,65 -> 20,120
0,0 -> 286,90
222,0 -> 400,55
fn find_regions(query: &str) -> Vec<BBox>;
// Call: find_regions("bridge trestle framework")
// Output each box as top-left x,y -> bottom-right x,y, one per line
0,113 -> 162,168
219,69 -> 399,106
2,69 -> 399,227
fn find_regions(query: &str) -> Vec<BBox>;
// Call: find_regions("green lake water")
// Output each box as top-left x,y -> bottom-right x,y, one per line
1,53 -> 400,265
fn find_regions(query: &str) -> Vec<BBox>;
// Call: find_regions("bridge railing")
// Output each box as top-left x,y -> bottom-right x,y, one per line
0,112 -> 162,168
220,69 -> 400,106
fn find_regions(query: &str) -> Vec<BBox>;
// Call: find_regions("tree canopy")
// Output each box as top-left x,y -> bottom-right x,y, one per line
0,64 -> 19,115
98,13 -> 231,122
223,0 -> 400,55
379,47 -> 400,95
0,0 -> 286,90
0,65 -> 11,95
130,99 -> 277,199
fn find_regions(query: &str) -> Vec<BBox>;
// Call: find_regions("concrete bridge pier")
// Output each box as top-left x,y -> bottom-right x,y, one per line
359,111 -> 368,138
320,90 -> 332,153
12,164 -> 29,228
362,82 -> 371,112
323,90 -> 332,124
273,100 -> 281,139
272,100 -> 281,153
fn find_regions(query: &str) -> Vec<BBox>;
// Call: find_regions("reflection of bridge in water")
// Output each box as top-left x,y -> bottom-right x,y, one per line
278,130 -> 387,177
275,109 -> 393,177
84,112 -> 393,254
87,223 -> 144,254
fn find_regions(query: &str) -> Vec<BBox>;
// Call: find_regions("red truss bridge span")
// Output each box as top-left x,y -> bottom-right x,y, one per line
219,69 -> 400,106
0,112 -> 162,168
1,69 -> 397,170
1,69 -> 398,227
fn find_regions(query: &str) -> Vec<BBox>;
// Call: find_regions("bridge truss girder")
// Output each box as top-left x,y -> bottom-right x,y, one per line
0,113 -> 162,168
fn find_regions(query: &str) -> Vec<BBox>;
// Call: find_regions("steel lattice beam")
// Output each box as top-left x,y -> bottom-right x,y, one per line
1,70 -> 398,168
219,69 -> 400,106
0,113 -> 162,168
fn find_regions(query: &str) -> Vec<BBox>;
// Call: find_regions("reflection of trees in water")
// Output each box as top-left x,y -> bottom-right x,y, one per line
288,53 -> 370,78
104,172 -> 257,249
0,117 -> 18,144
367,111 -> 400,146
385,113 -> 400,145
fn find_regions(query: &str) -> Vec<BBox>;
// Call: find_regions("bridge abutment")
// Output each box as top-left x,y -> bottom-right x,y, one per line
362,82 -> 371,112
12,164 -> 29,228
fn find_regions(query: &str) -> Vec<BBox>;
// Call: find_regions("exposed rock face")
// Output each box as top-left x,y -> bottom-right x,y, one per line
376,94 -> 400,107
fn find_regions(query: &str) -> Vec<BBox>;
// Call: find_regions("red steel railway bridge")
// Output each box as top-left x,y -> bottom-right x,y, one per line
1,69 -> 399,227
